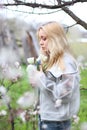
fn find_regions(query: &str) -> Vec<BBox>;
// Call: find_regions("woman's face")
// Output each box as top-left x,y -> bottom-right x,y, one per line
38,29 -> 49,54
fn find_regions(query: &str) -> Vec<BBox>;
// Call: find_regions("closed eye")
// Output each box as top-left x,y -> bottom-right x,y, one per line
42,37 -> 47,41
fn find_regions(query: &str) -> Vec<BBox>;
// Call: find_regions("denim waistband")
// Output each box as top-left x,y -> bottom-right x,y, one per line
42,119 -> 70,124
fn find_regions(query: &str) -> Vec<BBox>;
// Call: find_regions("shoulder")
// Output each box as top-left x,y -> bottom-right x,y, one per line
63,53 -> 78,73
47,53 -> 78,78
46,64 -> 62,78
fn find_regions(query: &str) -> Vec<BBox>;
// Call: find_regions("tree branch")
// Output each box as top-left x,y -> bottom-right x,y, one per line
62,7 -> 87,30
56,0 -> 87,30
1,0 -> 87,29
1,0 -> 87,9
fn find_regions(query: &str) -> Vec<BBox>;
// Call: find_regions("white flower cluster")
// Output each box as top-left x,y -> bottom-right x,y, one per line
73,115 -> 80,124
0,110 -> 7,116
0,86 -> 10,106
26,54 -> 48,79
0,61 -> 22,83
17,108 -> 40,123
17,91 -> 35,108
27,53 -> 48,66
0,86 -> 7,95
27,57 -> 35,64
36,53 -> 48,63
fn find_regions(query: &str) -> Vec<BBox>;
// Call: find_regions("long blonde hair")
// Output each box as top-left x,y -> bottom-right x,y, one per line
37,21 -> 72,71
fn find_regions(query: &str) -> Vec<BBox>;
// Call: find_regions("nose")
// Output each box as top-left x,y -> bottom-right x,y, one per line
39,39 -> 44,46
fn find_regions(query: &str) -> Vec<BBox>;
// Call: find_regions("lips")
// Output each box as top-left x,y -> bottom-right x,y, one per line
41,47 -> 45,50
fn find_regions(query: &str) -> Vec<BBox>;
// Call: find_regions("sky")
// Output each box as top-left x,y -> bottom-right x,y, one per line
0,1 -> 87,31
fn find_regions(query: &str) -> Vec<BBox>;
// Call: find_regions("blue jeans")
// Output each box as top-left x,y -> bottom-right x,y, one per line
39,118 -> 71,130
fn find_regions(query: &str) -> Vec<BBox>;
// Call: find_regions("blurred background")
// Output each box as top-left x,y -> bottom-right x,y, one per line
0,0 -> 87,65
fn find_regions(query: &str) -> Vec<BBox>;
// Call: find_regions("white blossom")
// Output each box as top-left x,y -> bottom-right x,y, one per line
30,110 -> 38,115
2,95 -> 11,105
0,86 -> 7,95
19,111 -> 26,122
27,57 -> 35,64
73,115 -> 80,124
0,86 -> 10,106
11,69 -> 22,81
17,92 -> 35,108
38,54 -> 48,62
0,110 -> 7,116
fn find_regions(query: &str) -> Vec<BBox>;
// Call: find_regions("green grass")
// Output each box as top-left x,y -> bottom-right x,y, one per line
79,69 -> 87,122
72,68 -> 87,130
71,43 -> 87,130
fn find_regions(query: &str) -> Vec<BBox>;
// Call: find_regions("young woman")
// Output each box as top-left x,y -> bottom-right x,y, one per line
29,21 -> 80,130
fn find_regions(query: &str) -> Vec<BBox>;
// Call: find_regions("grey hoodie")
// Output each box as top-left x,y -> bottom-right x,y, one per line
36,54 -> 80,121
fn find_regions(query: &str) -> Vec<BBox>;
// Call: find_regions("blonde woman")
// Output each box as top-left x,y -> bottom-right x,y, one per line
29,22 -> 80,130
